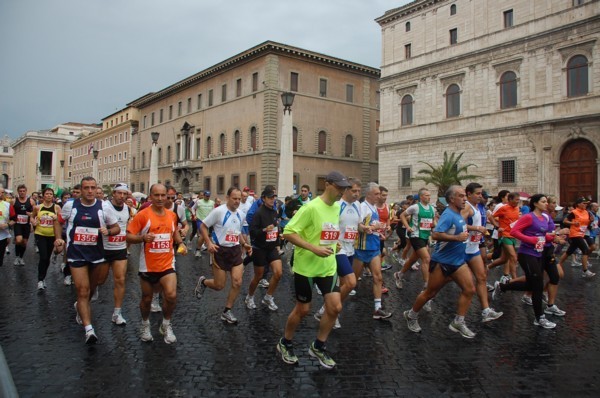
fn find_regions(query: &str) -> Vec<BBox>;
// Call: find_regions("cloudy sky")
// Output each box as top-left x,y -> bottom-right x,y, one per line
0,0 -> 410,139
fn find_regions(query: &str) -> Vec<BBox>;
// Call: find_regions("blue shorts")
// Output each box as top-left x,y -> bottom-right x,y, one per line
196,219 -> 203,230
429,261 -> 463,277
354,249 -> 380,264
336,254 -> 354,277
464,251 -> 481,263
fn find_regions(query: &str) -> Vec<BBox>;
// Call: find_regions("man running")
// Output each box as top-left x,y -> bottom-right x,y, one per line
276,171 -> 350,369
403,185 -> 476,338
492,192 -> 521,282
11,184 -> 36,266
192,191 -> 214,258
126,183 -> 186,344
194,187 -> 252,324
557,197 -> 595,278
61,177 -> 120,344
377,186 -> 393,271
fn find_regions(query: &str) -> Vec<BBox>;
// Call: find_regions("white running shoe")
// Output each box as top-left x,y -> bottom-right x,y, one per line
544,305 -> 566,317
534,316 -> 556,329
112,312 -> 127,325
449,321 -> 476,339
74,302 -> 82,325
140,321 -> 154,342
150,294 -> 162,312
159,322 -> 177,344
582,269 -> 596,278
258,279 -> 270,288
37,281 -> 45,290
333,317 -> 341,329
394,271 -> 403,289
63,275 -> 73,286
245,296 -> 257,310
481,308 -> 503,322
262,295 -> 278,311
90,288 -> 99,303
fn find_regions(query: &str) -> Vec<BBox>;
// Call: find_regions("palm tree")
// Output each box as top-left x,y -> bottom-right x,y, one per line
412,151 -> 480,199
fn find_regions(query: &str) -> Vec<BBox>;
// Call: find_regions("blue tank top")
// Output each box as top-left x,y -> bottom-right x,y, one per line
66,199 -> 106,264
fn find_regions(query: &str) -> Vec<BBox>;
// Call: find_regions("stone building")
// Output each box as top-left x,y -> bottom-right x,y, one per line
376,0 -> 599,204
127,41 -> 380,197
70,107 -> 138,190
0,135 -> 14,189
11,122 -> 101,192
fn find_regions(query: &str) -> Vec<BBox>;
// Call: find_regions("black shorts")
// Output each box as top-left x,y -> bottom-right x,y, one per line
584,236 -> 595,247
409,237 -> 428,251
429,261 -> 462,277
139,269 -> 176,284
105,249 -> 128,262
69,260 -> 106,269
253,247 -> 280,267
566,237 -> 591,256
213,245 -> 243,272
13,223 -> 31,239
293,273 -> 339,303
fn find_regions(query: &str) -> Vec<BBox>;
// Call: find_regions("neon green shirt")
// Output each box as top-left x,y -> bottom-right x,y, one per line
283,196 -> 340,277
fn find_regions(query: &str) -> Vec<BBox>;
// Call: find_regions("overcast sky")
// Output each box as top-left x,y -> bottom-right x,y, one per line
0,0 -> 410,139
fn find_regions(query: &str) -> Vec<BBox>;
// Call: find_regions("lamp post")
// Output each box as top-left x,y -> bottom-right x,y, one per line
149,131 -> 160,187
278,92 -> 295,199
92,149 -> 99,181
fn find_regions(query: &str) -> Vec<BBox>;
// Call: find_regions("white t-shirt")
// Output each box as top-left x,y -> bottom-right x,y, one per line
337,199 -> 362,256
102,202 -> 130,251
202,204 -> 245,247
238,200 -> 252,227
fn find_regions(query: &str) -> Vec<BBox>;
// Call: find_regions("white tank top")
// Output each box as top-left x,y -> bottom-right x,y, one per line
466,201 -> 482,254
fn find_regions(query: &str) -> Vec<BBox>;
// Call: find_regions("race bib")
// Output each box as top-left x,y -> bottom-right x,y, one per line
320,222 -> 340,245
148,233 -> 172,253
580,226 -> 588,233
225,229 -> 240,244
343,226 -> 358,241
39,215 -> 54,227
266,230 -> 278,242
535,237 -> 545,252
108,233 -> 126,243
419,218 -> 433,231
73,226 -> 99,245
17,214 -> 28,224
469,232 -> 482,243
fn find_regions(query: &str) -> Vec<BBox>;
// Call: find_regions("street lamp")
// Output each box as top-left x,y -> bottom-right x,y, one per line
149,131 -> 160,187
277,92 -> 296,198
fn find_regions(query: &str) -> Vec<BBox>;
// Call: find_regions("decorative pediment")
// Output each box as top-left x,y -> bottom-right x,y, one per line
558,39 -> 596,63
439,71 -> 465,88
492,58 -> 523,79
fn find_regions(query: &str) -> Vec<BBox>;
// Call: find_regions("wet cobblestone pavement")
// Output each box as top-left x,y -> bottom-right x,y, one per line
1,240 -> 599,397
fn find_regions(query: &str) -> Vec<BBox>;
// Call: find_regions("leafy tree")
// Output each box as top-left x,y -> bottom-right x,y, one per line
411,151 -> 480,198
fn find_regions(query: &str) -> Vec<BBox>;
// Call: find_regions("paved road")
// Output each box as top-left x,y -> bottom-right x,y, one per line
1,240 -> 599,397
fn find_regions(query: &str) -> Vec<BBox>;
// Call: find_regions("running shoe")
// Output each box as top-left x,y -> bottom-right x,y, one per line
74,302 -> 82,325
403,310 -> 421,333
159,322 -> 177,344
333,317 -> 341,329
534,315 -> 556,329
394,271 -> 403,289
13,258 -> 19,266
486,283 -> 495,292
308,342 -> 336,369
499,275 -> 511,284
398,258 -> 406,266
194,276 -> 207,299
85,328 -> 98,345
391,252 -> 401,263
221,310 -> 238,324
258,279 -> 270,288
90,288 -> 99,303
542,292 -> 549,304
481,308 -> 503,323
363,269 -> 372,277
572,253 -> 582,267
373,308 -> 392,320
150,294 -> 162,312
63,275 -> 72,286
245,296 -> 257,310
491,281 -> 502,301
349,289 -> 357,296
521,295 -> 533,306
262,295 -> 278,311
382,286 -> 389,294
314,311 -> 323,322
140,321 -> 154,342
37,281 -> 45,290
544,305 -> 566,317
277,338 -> 298,365
449,321 -> 476,339
411,262 -> 420,271
381,261 -> 393,271
112,312 -> 127,325
194,250 -> 202,258
423,300 -> 433,312
582,269 -> 596,278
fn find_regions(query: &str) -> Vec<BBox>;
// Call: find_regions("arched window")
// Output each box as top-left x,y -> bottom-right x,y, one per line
293,127 -> 298,152
405,22 -> 411,32
401,95 -> 414,126
344,135 -> 353,157
234,130 -> 240,154
450,4 -> 457,15
318,131 -> 327,154
141,152 -> 146,168
250,127 -> 257,151
219,133 -> 225,154
500,71 -> 517,109
567,55 -> 589,97
207,137 -> 212,157
446,84 -> 460,118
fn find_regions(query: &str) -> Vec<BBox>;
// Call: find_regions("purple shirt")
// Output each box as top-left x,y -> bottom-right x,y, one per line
511,213 -> 551,257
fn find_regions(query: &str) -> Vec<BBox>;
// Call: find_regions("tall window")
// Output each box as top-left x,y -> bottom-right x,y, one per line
500,71 -> 518,109
450,4 -> 457,15
344,135 -> 353,157
196,138 -> 201,159
197,94 -> 202,110
236,79 -> 242,97
158,147 -> 162,165
178,101 -> 182,116
405,44 -> 412,59
449,28 -> 458,45
293,127 -> 298,152
567,55 -> 589,97
346,84 -> 354,103
318,131 -> 327,154
234,130 -> 240,154
405,22 -> 411,32
167,146 -> 171,163
169,105 -> 173,120
446,84 -> 460,118
250,127 -> 257,151
221,84 -> 227,102
132,157 -> 136,170
500,159 -> 516,184
231,174 -> 240,188
219,133 -> 225,154
319,79 -> 328,97
504,9 -> 514,28
208,89 -> 213,106
141,152 -> 146,168
151,112 -> 155,126
187,98 -> 192,113
217,176 -> 225,194
401,95 -> 414,126
159,109 -> 163,123
291,72 -> 299,92
252,72 -> 258,92
206,137 -> 212,157
176,143 -> 180,161
400,167 -> 411,187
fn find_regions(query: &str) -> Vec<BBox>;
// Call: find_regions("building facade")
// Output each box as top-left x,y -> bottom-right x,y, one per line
70,107 -> 138,190
11,122 -> 101,192
0,135 -> 14,189
128,41 -> 380,197
376,0 -> 600,204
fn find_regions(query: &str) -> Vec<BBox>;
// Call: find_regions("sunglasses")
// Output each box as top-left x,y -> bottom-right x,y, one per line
167,196 -> 176,199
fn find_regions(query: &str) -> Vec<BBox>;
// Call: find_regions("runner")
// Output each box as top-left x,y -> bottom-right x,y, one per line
377,186 -> 393,271
354,183 -> 392,319
61,184 -> 81,285
126,183 -> 186,344
276,171 -> 350,369
31,187 -> 63,290
192,191 -> 214,258
492,192 -> 521,282
403,185 -> 477,338
556,197 -> 595,278
61,177 -> 120,344
11,184 -> 36,266
194,187 -> 252,324
0,187 -> 15,266
461,183 -> 503,322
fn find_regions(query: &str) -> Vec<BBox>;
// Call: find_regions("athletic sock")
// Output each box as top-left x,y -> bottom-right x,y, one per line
374,299 -> 382,311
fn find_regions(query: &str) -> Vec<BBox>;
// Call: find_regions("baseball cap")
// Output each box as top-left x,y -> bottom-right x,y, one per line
482,190 -> 490,200
113,183 -> 129,192
203,191 -> 211,196
575,197 -> 590,204
325,171 -> 351,188
243,186 -> 250,192
261,187 -> 277,198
